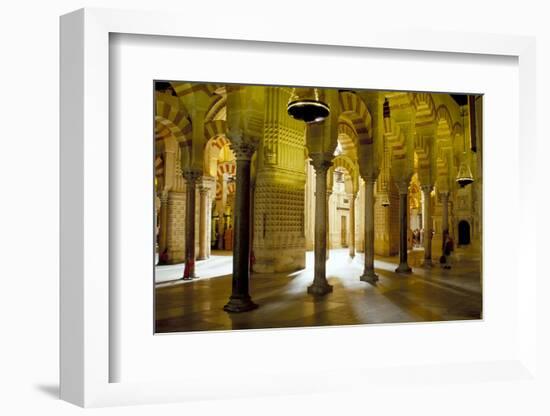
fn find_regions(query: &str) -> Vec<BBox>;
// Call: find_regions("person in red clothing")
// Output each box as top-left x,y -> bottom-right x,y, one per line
160,248 -> 169,264
441,230 -> 454,269
224,225 -> 233,251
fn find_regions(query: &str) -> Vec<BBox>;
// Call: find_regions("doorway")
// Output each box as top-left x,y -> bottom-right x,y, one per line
341,215 -> 347,247
458,220 -> 471,245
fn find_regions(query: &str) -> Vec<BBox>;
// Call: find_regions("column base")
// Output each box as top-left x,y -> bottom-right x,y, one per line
395,263 -> 412,274
196,255 -> 207,261
422,259 -> 433,268
360,270 -> 379,284
223,295 -> 258,313
307,280 -> 333,296
181,276 -> 195,281
182,260 -> 196,280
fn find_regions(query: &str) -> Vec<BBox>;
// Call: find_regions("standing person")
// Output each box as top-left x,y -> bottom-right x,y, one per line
441,230 -> 454,269
440,230 -> 449,268
160,248 -> 169,264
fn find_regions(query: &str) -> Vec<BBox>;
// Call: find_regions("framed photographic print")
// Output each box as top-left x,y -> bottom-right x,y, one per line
60,7 -> 539,408
151,80 -> 483,334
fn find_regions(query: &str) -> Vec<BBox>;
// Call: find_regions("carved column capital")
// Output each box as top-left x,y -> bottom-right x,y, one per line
396,180 -> 410,195
199,175 -> 216,195
309,153 -> 333,175
421,184 -> 434,194
164,146 -> 177,155
364,175 -> 377,186
359,165 -> 379,185
182,169 -> 202,184
230,141 -> 257,161
198,185 -> 209,195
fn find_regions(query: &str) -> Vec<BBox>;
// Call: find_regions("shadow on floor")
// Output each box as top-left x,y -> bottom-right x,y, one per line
34,383 -> 59,399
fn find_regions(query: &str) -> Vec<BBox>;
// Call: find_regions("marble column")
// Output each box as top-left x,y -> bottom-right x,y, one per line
440,191 -> 449,233
217,211 -> 225,250
182,170 -> 201,280
395,180 -> 412,273
249,183 -> 255,271
158,191 -> 169,263
308,154 -> 333,296
440,190 -> 450,258
360,177 -> 378,283
197,185 -> 209,260
349,193 -> 356,258
326,190 -> 332,259
224,142 -> 258,312
421,185 -> 433,267
206,193 -> 212,258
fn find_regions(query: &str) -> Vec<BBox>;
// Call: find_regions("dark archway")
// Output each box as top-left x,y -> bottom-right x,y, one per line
458,220 -> 471,245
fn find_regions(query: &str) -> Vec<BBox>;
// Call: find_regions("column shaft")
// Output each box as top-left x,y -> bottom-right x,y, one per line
158,192 -> 169,263
308,155 -> 333,296
182,171 -> 200,279
224,143 -> 258,312
422,185 -> 433,267
349,194 -> 356,258
395,183 -> 412,273
197,187 -> 208,260
361,179 -> 378,283
206,195 -> 212,258
441,192 -> 449,233
440,191 -> 450,257
326,191 -> 331,259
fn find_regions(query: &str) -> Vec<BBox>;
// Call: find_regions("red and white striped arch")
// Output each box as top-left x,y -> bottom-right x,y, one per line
338,91 -> 373,145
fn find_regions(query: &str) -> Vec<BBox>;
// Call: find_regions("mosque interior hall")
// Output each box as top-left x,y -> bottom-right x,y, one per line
154,82 -> 482,333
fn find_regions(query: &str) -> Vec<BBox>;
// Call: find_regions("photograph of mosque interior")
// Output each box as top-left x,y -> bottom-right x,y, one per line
154,82 -> 482,333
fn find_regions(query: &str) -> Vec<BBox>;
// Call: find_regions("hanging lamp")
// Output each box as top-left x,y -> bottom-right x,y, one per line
456,106 -> 474,187
287,87 -> 330,123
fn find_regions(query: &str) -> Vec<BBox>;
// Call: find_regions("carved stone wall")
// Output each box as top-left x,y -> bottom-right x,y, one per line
166,191 -> 185,263
328,185 -> 351,248
304,162 -> 315,251
194,185 -> 200,254
164,181 -> 202,265
374,178 -> 400,256
355,179 -> 365,253
252,87 -> 307,273
388,180 -> 401,256
254,171 -> 306,272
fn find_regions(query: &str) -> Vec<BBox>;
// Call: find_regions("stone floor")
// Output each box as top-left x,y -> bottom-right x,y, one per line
155,247 -> 482,333
155,251 -> 233,283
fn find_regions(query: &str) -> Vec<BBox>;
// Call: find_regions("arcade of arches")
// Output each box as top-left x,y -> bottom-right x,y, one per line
154,82 -> 482,332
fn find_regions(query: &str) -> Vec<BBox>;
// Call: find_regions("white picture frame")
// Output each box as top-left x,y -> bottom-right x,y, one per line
60,7 -> 539,408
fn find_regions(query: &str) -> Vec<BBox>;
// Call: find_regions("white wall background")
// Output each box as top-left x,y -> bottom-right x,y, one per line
0,1 -> 548,415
